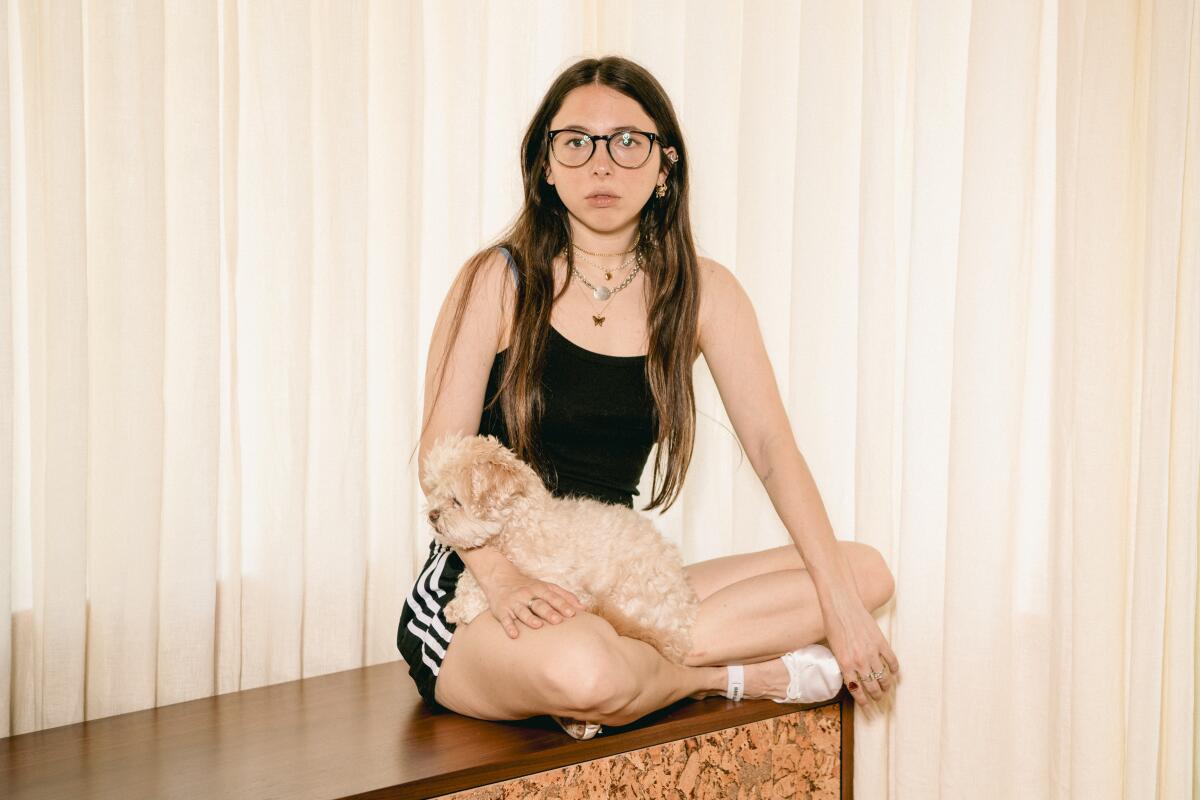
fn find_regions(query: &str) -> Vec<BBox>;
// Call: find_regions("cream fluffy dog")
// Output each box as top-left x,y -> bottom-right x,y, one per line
422,432 -> 699,664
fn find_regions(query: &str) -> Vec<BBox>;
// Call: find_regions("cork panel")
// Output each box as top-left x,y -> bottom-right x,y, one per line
433,705 -> 840,799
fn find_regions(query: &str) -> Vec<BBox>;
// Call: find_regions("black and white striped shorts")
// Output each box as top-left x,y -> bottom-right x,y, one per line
396,541 -> 465,710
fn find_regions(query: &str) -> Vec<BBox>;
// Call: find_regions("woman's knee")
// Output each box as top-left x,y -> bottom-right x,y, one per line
433,614 -> 555,719
846,541 -> 895,609
539,616 -> 634,715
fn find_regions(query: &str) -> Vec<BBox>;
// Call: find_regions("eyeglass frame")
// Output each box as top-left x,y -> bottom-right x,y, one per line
546,128 -> 665,169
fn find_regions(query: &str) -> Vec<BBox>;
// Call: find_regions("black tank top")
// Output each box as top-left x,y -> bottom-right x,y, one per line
479,248 -> 657,508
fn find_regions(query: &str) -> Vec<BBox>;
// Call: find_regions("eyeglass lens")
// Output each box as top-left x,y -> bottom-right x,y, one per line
552,131 -> 653,168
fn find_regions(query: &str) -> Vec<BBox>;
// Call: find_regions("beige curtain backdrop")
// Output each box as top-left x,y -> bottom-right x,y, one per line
2,1 -> 1197,797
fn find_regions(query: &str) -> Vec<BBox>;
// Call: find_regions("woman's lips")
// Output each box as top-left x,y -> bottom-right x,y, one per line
586,194 -> 618,207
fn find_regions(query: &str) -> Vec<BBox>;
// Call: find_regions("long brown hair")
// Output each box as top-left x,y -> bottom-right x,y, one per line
414,56 -> 701,513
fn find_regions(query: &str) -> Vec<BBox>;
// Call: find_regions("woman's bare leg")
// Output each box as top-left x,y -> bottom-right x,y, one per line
435,542 -> 894,727
686,562 -> 892,669
436,565 -> 864,728
434,609 -> 727,724
676,543 -> 894,703
684,541 -> 892,605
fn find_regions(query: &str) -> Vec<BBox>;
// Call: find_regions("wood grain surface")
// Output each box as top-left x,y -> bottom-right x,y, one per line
0,660 -> 850,799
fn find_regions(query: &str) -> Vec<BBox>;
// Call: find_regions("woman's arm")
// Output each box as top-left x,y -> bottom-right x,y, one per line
415,250 -> 583,633
696,258 -> 903,707
416,251 -> 510,491
695,257 -> 856,597
417,250 -> 521,588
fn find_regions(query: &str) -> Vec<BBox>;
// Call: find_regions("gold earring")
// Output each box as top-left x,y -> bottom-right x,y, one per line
655,183 -> 667,198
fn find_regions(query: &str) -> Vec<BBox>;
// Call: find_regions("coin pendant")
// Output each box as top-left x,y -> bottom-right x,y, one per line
593,286 -> 611,301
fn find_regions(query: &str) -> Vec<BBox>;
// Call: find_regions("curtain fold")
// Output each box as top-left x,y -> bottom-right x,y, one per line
937,0 -> 1047,794
1120,0 -> 1199,795
0,0 -> 13,742
160,0 -> 221,712
84,0 -> 168,723
9,0 -> 90,735
2,1 -> 1196,797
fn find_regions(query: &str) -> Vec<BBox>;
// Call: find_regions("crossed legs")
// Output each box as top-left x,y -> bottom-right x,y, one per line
433,541 -> 894,727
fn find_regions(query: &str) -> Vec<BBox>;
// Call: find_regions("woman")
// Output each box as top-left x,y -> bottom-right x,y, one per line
398,55 -> 899,738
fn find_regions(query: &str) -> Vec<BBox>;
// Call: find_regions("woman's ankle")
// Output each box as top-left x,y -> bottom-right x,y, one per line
687,665 -> 730,700
739,657 -> 790,700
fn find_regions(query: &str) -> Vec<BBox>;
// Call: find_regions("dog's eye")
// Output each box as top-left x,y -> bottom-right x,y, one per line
451,497 -> 462,507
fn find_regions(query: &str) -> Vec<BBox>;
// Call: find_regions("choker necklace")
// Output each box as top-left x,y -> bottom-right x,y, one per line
572,241 -> 638,258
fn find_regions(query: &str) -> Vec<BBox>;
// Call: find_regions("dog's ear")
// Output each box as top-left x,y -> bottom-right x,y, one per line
421,430 -> 472,491
470,436 -> 543,510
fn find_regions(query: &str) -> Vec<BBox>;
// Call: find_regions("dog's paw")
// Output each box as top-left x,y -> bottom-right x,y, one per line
455,589 -> 488,623
660,629 -> 694,664
445,572 -> 490,625
444,596 -> 467,624
445,595 -> 487,625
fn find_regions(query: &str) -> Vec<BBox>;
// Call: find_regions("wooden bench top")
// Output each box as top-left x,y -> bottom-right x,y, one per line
0,660 -> 850,799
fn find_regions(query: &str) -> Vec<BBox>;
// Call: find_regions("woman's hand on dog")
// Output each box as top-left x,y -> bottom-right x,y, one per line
482,570 -> 588,639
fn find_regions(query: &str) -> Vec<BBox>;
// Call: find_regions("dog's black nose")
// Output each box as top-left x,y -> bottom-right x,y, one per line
428,509 -> 440,524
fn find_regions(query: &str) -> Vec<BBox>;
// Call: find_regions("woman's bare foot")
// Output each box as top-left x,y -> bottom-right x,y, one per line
741,657 -> 792,700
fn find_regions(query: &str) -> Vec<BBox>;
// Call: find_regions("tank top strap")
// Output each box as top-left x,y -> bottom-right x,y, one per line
496,246 -> 519,288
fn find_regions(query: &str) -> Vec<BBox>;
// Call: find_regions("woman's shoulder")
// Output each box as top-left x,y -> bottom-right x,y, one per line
440,248 -> 519,352
454,246 -> 518,298
694,255 -> 757,357
695,254 -> 732,339
695,255 -> 738,303
489,245 -> 521,288
695,253 -> 734,284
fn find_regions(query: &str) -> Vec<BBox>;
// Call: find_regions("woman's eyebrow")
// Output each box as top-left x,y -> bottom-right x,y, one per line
558,124 -> 641,133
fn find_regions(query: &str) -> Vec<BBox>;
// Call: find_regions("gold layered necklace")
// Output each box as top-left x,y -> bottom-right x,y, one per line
576,250 -> 635,282
563,241 -> 642,327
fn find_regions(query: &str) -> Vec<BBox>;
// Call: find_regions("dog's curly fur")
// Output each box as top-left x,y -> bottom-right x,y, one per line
421,432 -> 699,663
